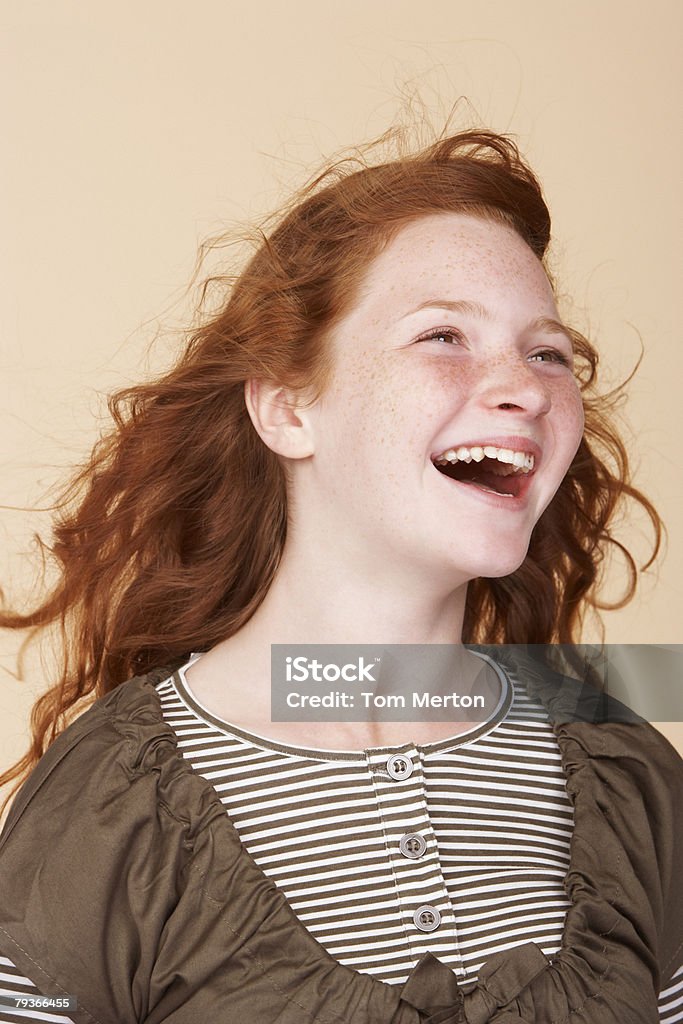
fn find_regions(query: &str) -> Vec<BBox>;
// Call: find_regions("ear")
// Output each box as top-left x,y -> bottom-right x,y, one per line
244,378 -> 316,459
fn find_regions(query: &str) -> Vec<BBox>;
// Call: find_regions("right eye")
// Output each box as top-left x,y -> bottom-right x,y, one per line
415,327 -> 465,347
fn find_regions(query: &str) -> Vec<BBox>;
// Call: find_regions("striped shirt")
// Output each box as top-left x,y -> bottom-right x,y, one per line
1,650 -> 681,1021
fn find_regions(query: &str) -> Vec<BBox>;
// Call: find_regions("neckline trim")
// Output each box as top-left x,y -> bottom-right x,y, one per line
169,649 -> 513,762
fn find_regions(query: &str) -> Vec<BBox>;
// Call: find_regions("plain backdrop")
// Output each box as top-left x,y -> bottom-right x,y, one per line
2,0 -> 682,809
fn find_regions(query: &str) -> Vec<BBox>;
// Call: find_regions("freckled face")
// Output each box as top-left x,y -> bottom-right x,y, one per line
303,213 -> 585,583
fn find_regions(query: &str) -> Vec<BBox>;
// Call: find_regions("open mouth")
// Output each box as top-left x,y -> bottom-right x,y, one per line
431,455 -> 531,498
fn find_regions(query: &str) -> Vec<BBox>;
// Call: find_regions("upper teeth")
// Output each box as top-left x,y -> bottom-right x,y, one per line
433,445 -> 535,473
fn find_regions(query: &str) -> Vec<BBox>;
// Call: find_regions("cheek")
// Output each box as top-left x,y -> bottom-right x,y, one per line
323,357 -> 405,467
551,380 -> 585,460
333,353 -> 425,443
425,354 -> 476,389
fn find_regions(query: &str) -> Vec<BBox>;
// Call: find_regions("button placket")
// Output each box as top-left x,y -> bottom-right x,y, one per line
367,745 -> 463,972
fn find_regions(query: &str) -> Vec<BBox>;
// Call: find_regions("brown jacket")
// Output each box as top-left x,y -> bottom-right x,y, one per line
0,661 -> 681,1023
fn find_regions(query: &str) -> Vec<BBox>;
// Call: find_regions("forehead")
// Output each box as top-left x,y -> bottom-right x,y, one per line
349,212 -> 555,318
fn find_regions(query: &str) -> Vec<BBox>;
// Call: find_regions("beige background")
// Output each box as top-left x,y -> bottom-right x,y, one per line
2,0 -> 682,805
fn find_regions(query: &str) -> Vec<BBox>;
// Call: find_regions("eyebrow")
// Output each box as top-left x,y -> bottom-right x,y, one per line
405,299 -> 574,346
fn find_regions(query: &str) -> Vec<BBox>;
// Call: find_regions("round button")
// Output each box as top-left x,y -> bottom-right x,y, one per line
387,753 -> 413,780
413,904 -> 441,932
399,832 -> 427,859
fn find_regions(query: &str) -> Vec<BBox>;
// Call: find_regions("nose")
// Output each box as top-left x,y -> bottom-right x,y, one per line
476,357 -> 552,418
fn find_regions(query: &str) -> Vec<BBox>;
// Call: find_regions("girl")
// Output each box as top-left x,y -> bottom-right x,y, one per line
1,128 -> 681,1023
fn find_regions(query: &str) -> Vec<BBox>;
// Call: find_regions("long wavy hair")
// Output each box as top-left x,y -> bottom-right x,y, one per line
0,127 -> 662,813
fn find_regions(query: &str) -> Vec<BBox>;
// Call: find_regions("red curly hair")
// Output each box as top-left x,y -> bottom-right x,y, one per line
0,128 -> 662,814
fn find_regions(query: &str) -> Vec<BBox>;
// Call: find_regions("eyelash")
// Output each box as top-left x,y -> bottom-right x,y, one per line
415,327 -> 572,367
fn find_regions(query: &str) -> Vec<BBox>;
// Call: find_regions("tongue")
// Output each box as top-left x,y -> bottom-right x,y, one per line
462,479 -> 512,496
456,464 -> 518,496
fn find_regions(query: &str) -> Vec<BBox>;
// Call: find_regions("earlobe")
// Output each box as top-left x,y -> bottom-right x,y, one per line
244,379 -> 316,459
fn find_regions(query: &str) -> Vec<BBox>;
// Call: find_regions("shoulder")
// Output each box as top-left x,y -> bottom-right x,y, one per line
0,665 -> 234,1015
558,714 -> 683,786
496,644 -> 683,775
1,665 -> 176,835
557,716 -> 683,987
0,663 -> 243,919
0,665 -> 190,864
0,663 -> 235,845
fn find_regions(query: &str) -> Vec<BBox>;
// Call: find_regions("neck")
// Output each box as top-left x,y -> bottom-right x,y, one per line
245,536 -> 470,648
184,540 -> 502,746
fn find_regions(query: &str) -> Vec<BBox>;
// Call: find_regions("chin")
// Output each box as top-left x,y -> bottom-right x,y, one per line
466,546 -> 530,581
